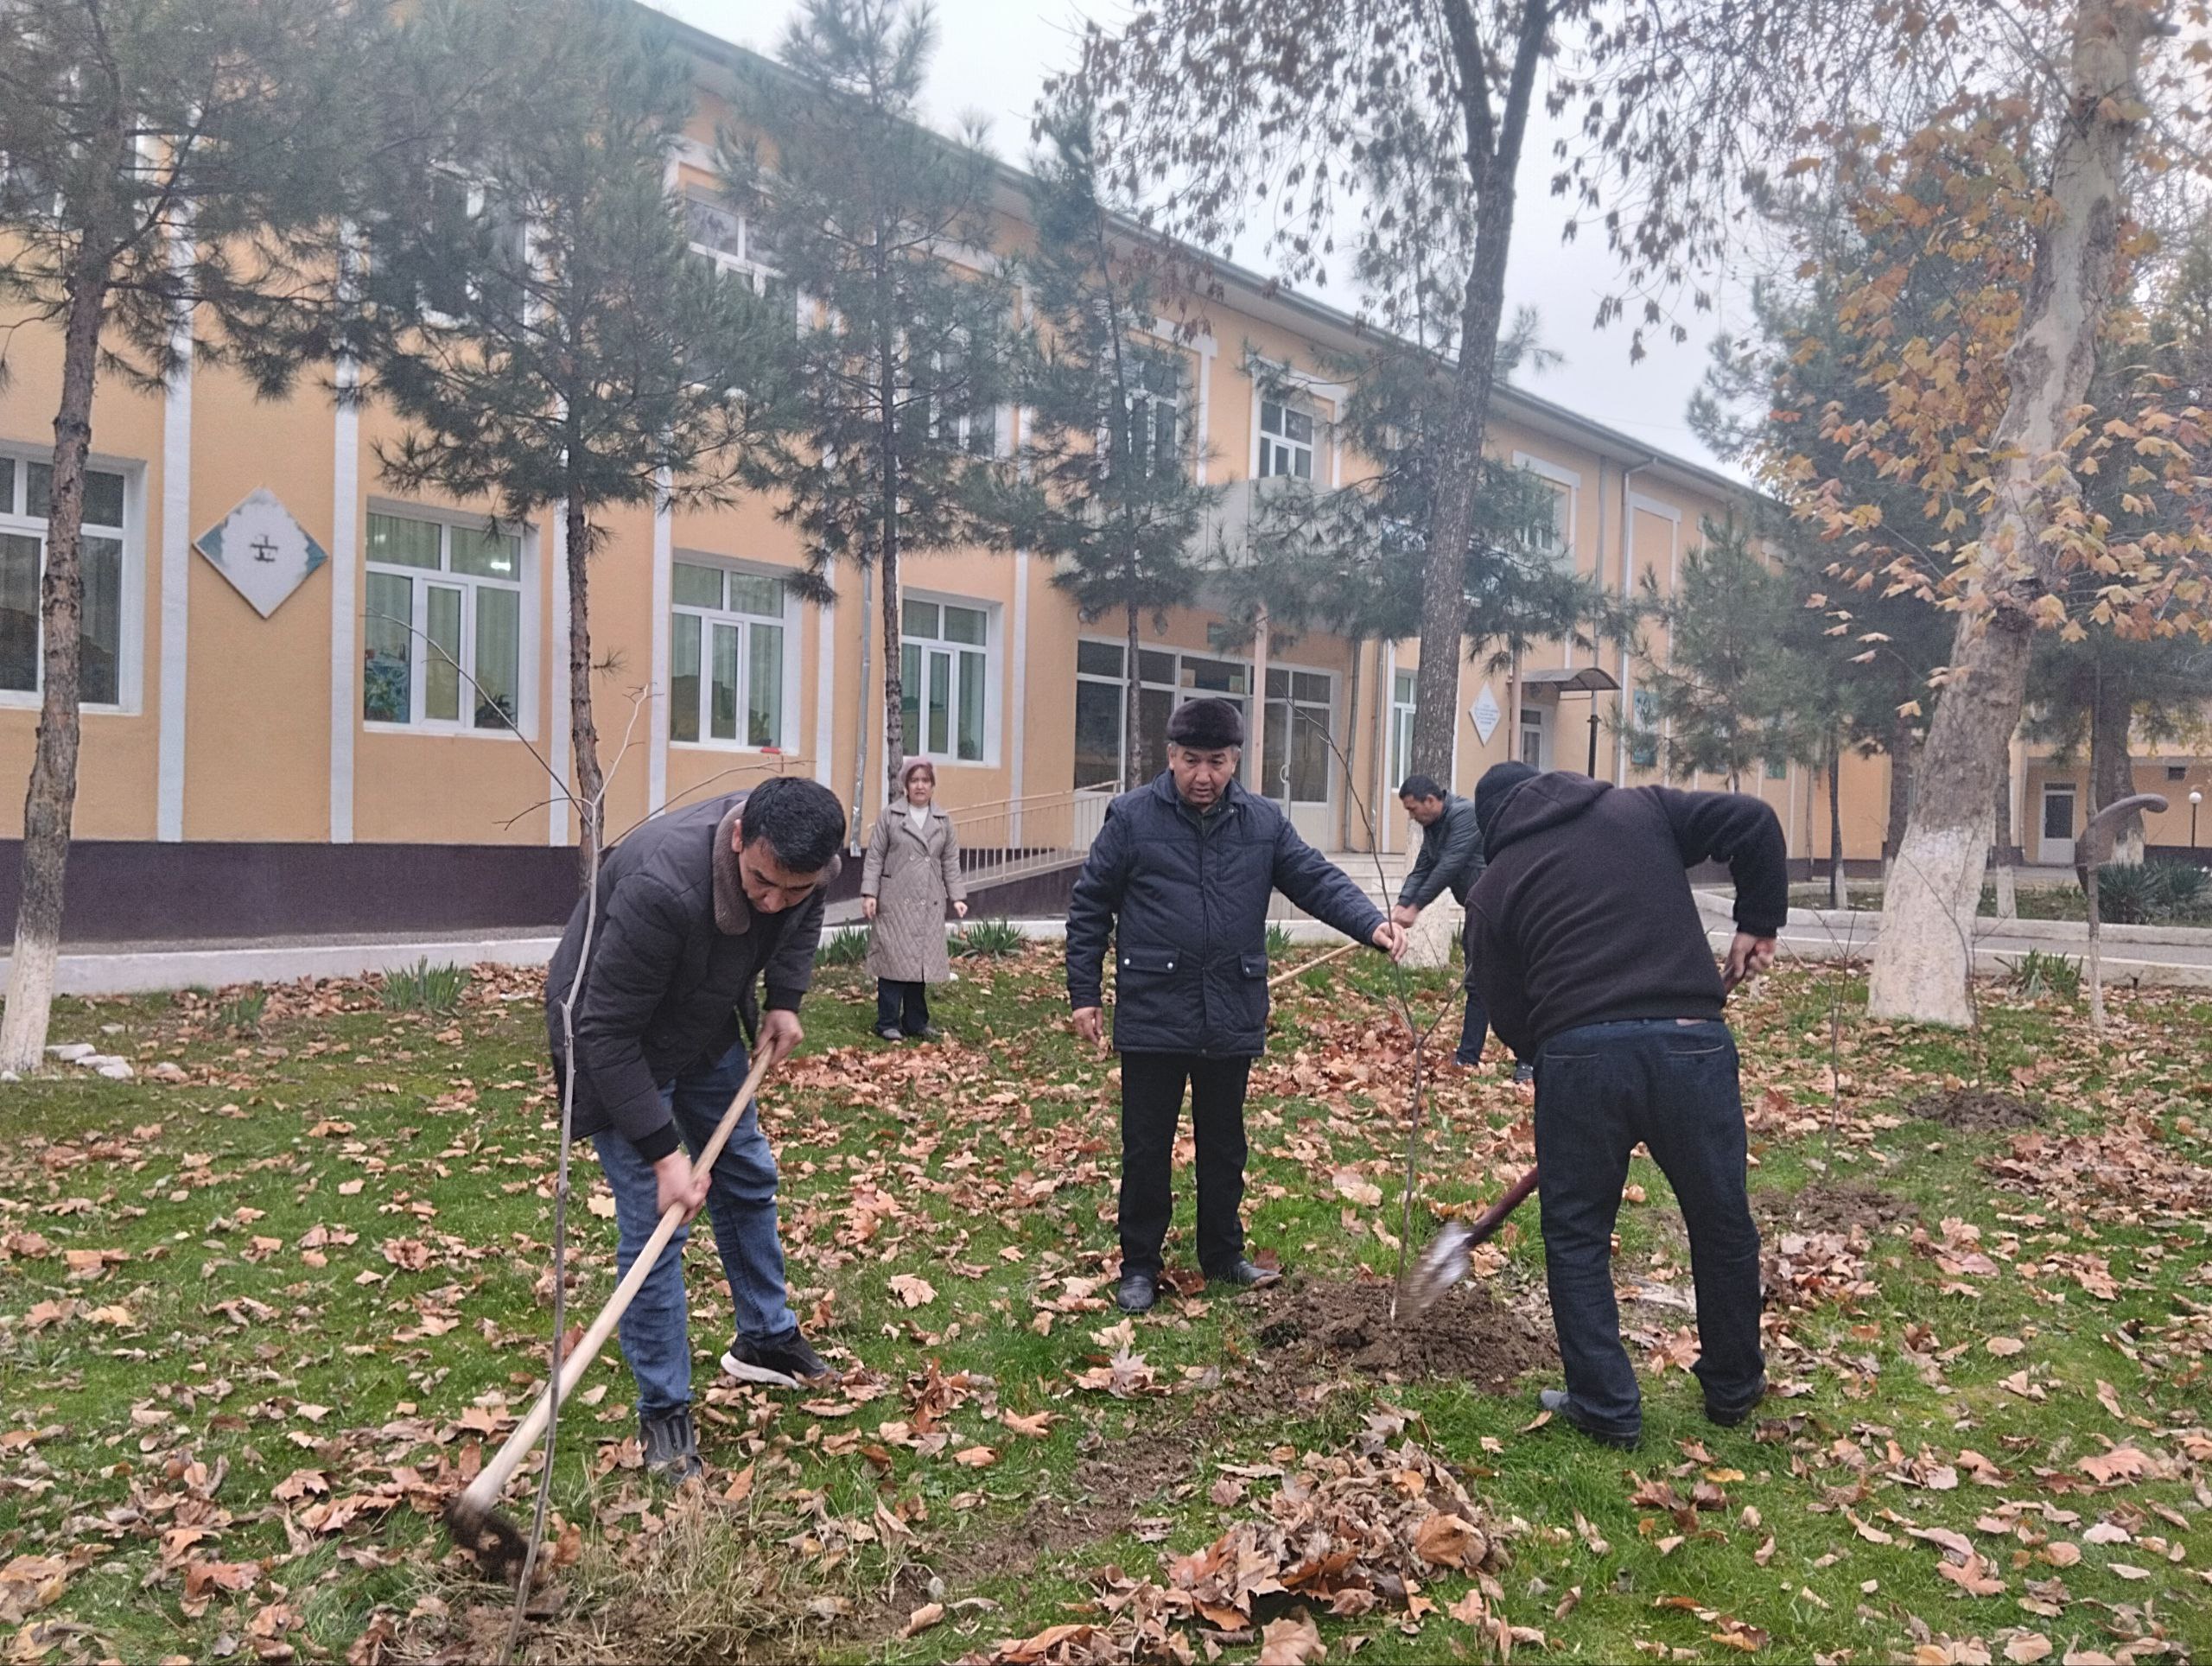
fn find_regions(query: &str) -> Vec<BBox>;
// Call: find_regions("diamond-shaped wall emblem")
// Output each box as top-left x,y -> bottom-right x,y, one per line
194,489 -> 327,619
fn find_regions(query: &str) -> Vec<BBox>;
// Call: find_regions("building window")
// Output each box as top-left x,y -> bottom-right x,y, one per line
671,560 -> 786,748
1530,479 -> 1572,560
1630,688 -> 1659,770
2168,765 -> 2188,783
683,192 -> 794,340
363,510 -> 523,731
1519,708 -> 1546,768
1262,668 -> 1334,805
1122,348 -> 1185,479
1077,640 -> 1274,788
922,337 -> 1000,457
902,598 -> 992,763
0,454 -> 128,706
1257,397 -> 1314,480
1389,669 -> 1416,790
1765,752 -> 1789,781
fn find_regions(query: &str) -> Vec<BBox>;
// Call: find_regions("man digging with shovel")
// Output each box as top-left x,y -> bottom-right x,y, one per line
546,775 -> 849,1483
1462,761 -> 1784,1449
1067,696 -> 1408,1315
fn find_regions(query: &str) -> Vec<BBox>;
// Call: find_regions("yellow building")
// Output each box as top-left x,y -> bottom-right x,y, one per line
0,14 -> 1873,939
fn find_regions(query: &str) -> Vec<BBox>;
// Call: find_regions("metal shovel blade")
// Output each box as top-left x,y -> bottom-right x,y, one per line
1395,1221 -> 1474,1320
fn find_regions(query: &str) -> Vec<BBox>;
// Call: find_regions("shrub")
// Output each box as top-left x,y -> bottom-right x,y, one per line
2091,861 -> 2211,925
381,959 -> 467,1014
817,926 -> 869,968
2002,948 -> 2081,1003
953,917 -> 1026,958
1265,923 -> 1296,957
219,988 -> 269,1033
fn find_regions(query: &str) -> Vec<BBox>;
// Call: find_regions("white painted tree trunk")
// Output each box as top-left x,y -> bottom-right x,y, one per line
1402,900 -> 1461,971
1867,0 -> 2157,1027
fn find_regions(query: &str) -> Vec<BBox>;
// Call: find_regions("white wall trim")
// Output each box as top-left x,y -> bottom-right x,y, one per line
1009,550 -> 1029,843
155,283 -> 193,843
813,588 -> 836,786
647,477 -> 672,813
1627,490 -> 1683,524
327,363 -> 359,842
549,509 -> 570,847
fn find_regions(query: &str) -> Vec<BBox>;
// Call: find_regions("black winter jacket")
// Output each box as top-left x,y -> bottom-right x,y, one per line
1397,792 -> 1485,910
545,791 -> 830,1160
1465,774 -> 1787,1059
1065,773 -> 1384,1057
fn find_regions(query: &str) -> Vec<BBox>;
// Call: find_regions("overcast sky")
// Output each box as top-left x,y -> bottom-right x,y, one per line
652,0 -> 1744,478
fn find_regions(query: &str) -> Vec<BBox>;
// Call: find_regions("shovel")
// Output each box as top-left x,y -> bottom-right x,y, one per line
1393,1164 -> 1539,1321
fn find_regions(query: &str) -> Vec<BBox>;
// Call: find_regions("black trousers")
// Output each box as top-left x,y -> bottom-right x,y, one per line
1118,1052 -> 1253,1279
1534,1019 -> 1765,1438
874,979 -> 929,1034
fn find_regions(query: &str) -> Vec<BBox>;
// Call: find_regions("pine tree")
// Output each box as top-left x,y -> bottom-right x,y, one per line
972,96 -> 1218,795
724,0 -> 1014,832
0,0 -> 388,1072
353,0 -> 792,881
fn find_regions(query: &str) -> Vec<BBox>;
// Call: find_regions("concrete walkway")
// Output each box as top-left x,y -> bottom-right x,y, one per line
1694,893 -> 2212,989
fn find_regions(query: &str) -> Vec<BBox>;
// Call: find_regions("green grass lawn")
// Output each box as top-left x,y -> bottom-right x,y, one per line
3,949 -> 2210,1664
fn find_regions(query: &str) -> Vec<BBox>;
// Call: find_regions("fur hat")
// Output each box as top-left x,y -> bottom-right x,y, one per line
1165,696 -> 1246,750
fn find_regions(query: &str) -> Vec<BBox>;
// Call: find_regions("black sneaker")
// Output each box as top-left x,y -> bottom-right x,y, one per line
721,1330 -> 839,1389
1706,1382 -> 1767,1428
1205,1257 -> 1283,1289
1538,1388 -> 1639,1450
639,1407 -> 703,1482
1116,1271 -> 1158,1313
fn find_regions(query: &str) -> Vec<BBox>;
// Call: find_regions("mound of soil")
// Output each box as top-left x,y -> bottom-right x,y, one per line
1905,1087 -> 2044,1131
1255,1277 -> 1554,1390
1755,1178 -> 1916,1237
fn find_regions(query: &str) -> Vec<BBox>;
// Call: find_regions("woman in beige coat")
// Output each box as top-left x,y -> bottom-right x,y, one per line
861,760 -> 968,1041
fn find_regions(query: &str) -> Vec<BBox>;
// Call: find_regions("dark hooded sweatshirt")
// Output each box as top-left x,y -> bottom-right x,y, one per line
1465,775 -> 1788,1059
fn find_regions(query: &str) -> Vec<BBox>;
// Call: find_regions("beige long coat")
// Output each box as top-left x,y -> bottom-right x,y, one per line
861,803 -> 967,982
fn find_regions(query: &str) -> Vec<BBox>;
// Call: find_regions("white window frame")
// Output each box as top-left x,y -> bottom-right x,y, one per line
0,447 -> 144,715
902,591 -> 1000,766
1255,392 -> 1318,482
1519,706 -> 1548,769
1262,662 -> 1338,809
1120,342 -> 1188,480
1511,452 -> 1580,566
1389,668 -> 1417,791
1077,636 -> 1340,800
668,554 -> 800,754
360,502 -> 534,741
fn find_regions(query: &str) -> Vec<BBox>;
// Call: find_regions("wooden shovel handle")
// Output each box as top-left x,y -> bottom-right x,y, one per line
1267,938 -> 1362,991
1461,1165 -> 1540,1250
455,1046 -> 777,1516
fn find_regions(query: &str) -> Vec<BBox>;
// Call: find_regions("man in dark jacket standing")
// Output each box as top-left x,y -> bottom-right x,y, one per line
1067,697 -> 1407,1313
547,775 -> 848,1482
1465,762 -> 1783,1448
1389,775 -> 1491,1068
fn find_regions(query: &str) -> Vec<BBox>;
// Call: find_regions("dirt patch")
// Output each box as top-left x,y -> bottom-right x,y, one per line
1754,1178 -> 1915,1237
1253,1276 -> 1554,1390
1904,1087 -> 2044,1131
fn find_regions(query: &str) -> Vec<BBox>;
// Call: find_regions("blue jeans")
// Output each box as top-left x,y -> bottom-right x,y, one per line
591,1034 -> 798,1416
1534,1019 -> 1764,1439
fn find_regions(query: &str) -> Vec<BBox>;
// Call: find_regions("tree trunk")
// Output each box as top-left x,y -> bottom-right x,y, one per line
2088,663 -> 2141,863
1867,0 -> 2155,1027
1341,635 -> 1363,850
564,495 -> 605,887
1827,736 -> 1847,910
1124,601 -> 1142,792
0,258 -> 111,1075
1993,766 -> 2019,919
1409,0 -> 1550,784
1882,712 -> 1916,874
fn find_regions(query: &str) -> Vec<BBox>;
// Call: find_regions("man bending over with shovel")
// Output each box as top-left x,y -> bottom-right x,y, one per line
547,774 -> 849,1482
1464,761 -> 1784,1449
1068,696 -> 1408,1315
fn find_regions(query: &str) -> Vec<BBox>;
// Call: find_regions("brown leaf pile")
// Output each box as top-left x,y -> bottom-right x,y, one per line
978,1412 -> 1512,1664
